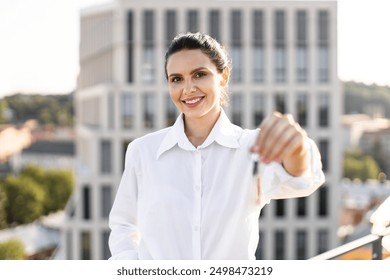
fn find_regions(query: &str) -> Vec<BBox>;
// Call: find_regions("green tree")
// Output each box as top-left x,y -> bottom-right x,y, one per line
5,93 -> 74,126
2,176 -> 45,225
0,165 -> 74,227
20,164 -> 74,215
0,187 -> 8,229
38,108 -> 52,125
42,169 -> 74,214
0,99 -> 9,124
344,81 -> 390,117
343,149 -> 380,181
0,239 -> 26,260
20,164 -> 45,185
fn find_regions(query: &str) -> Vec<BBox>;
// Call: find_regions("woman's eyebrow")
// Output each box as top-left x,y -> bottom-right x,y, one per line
168,67 -> 209,78
190,67 -> 208,74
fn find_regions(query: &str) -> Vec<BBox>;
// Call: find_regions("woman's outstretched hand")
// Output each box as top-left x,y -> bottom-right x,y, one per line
250,112 -> 309,177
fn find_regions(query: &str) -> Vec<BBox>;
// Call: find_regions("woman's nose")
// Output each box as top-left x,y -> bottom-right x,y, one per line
183,80 -> 196,95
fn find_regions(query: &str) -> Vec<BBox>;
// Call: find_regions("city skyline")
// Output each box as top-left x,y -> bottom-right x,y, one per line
0,0 -> 389,98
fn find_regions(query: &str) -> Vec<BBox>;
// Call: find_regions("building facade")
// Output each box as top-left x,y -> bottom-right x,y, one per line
63,0 -> 342,260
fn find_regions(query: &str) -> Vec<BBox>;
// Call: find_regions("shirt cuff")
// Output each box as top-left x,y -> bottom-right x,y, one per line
260,137 -> 325,203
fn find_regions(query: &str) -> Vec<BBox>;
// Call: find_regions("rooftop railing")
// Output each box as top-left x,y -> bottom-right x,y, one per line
309,233 -> 384,260
310,196 -> 390,260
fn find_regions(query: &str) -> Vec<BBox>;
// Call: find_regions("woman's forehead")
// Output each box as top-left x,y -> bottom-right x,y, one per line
166,49 -> 216,74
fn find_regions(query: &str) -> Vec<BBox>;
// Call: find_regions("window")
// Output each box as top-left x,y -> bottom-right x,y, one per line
166,94 -> 177,127
274,11 -> 286,82
296,197 -> 307,217
318,11 -> 329,82
296,11 -> 307,44
296,93 -> 308,127
143,11 -> 155,83
274,230 -> 285,260
253,10 -> 264,43
255,231 -> 264,260
101,140 -> 112,174
296,230 -> 307,260
101,185 -> 112,219
231,10 -> 242,43
274,93 -> 286,114
275,200 -> 285,217
259,204 -> 266,218
143,94 -> 155,128
127,11 -> 134,83
142,47 -> 156,83
275,47 -> 286,82
81,231 -> 91,260
144,10 -> 154,43
231,10 -> 242,83
122,140 -> 132,171
66,230 -> 72,259
253,47 -> 265,82
318,11 -> 329,44
102,230 -> 111,260
317,229 -> 329,254
165,10 -> 177,47
296,47 -> 308,82
318,46 -> 329,82
187,10 -> 199,32
231,94 -> 242,126
253,11 -> 265,82
318,185 -> 328,217
318,93 -> 329,127
296,11 -> 308,82
82,185 -> 91,220
122,94 -> 134,129
209,10 -> 220,41
253,94 -> 265,126
275,11 -> 285,43
319,139 -> 329,172
231,47 -> 243,83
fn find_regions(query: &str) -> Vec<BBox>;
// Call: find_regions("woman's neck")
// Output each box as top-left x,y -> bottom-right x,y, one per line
184,109 -> 221,147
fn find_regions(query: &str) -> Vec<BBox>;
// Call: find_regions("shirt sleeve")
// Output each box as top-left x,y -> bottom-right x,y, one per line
259,137 -> 325,205
108,142 -> 140,260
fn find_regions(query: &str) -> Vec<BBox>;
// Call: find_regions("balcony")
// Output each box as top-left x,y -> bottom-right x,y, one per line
310,196 -> 390,260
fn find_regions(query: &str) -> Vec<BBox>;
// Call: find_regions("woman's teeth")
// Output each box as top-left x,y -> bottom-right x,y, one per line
185,97 -> 202,104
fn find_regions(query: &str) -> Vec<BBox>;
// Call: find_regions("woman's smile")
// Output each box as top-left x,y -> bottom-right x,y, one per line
182,96 -> 205,107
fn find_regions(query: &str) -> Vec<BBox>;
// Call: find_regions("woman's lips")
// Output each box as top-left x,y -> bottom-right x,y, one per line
182,96 -> 205,107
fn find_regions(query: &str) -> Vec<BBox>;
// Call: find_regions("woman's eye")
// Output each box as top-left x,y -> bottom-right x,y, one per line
171,76 -> 181,83
195,72 -> 206,78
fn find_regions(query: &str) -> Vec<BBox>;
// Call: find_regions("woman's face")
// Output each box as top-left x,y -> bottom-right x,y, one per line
166,49 -> 227,122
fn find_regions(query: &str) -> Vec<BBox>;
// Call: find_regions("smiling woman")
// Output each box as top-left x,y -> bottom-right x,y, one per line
108,32 -> 325,260
166,49 -> 226,146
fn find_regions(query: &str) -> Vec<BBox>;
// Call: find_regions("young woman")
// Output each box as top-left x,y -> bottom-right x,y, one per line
108,32 -> 325,260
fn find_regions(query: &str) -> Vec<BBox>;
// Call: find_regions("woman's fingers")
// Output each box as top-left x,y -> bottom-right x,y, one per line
251,112 -> 306,164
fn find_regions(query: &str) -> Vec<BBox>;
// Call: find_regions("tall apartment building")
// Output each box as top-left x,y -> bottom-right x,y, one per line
62,0 -> 342,260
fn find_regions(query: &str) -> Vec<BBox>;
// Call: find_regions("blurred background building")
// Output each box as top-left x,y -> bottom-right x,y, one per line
61,0 -> 342,259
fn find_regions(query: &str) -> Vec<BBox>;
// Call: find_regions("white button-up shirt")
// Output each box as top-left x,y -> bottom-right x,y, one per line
108,110 -> 325,260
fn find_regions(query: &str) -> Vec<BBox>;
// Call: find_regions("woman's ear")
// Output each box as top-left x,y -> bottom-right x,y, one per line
220,67 -> 230,87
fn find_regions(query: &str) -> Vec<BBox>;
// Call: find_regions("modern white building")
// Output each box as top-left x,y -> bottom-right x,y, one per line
62,0 -> 342,260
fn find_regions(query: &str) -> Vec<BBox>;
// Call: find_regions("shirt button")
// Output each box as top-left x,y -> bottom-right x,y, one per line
194,226 -> 200,231
195,185 -> 201,190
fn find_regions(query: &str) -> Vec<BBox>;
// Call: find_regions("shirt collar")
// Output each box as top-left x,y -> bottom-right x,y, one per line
156,109 -> 241,159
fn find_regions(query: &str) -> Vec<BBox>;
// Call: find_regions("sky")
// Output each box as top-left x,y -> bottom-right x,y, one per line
0,0 -> 389,98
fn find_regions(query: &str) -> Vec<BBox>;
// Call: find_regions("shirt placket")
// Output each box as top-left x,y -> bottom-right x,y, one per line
192,147 -> 202,259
